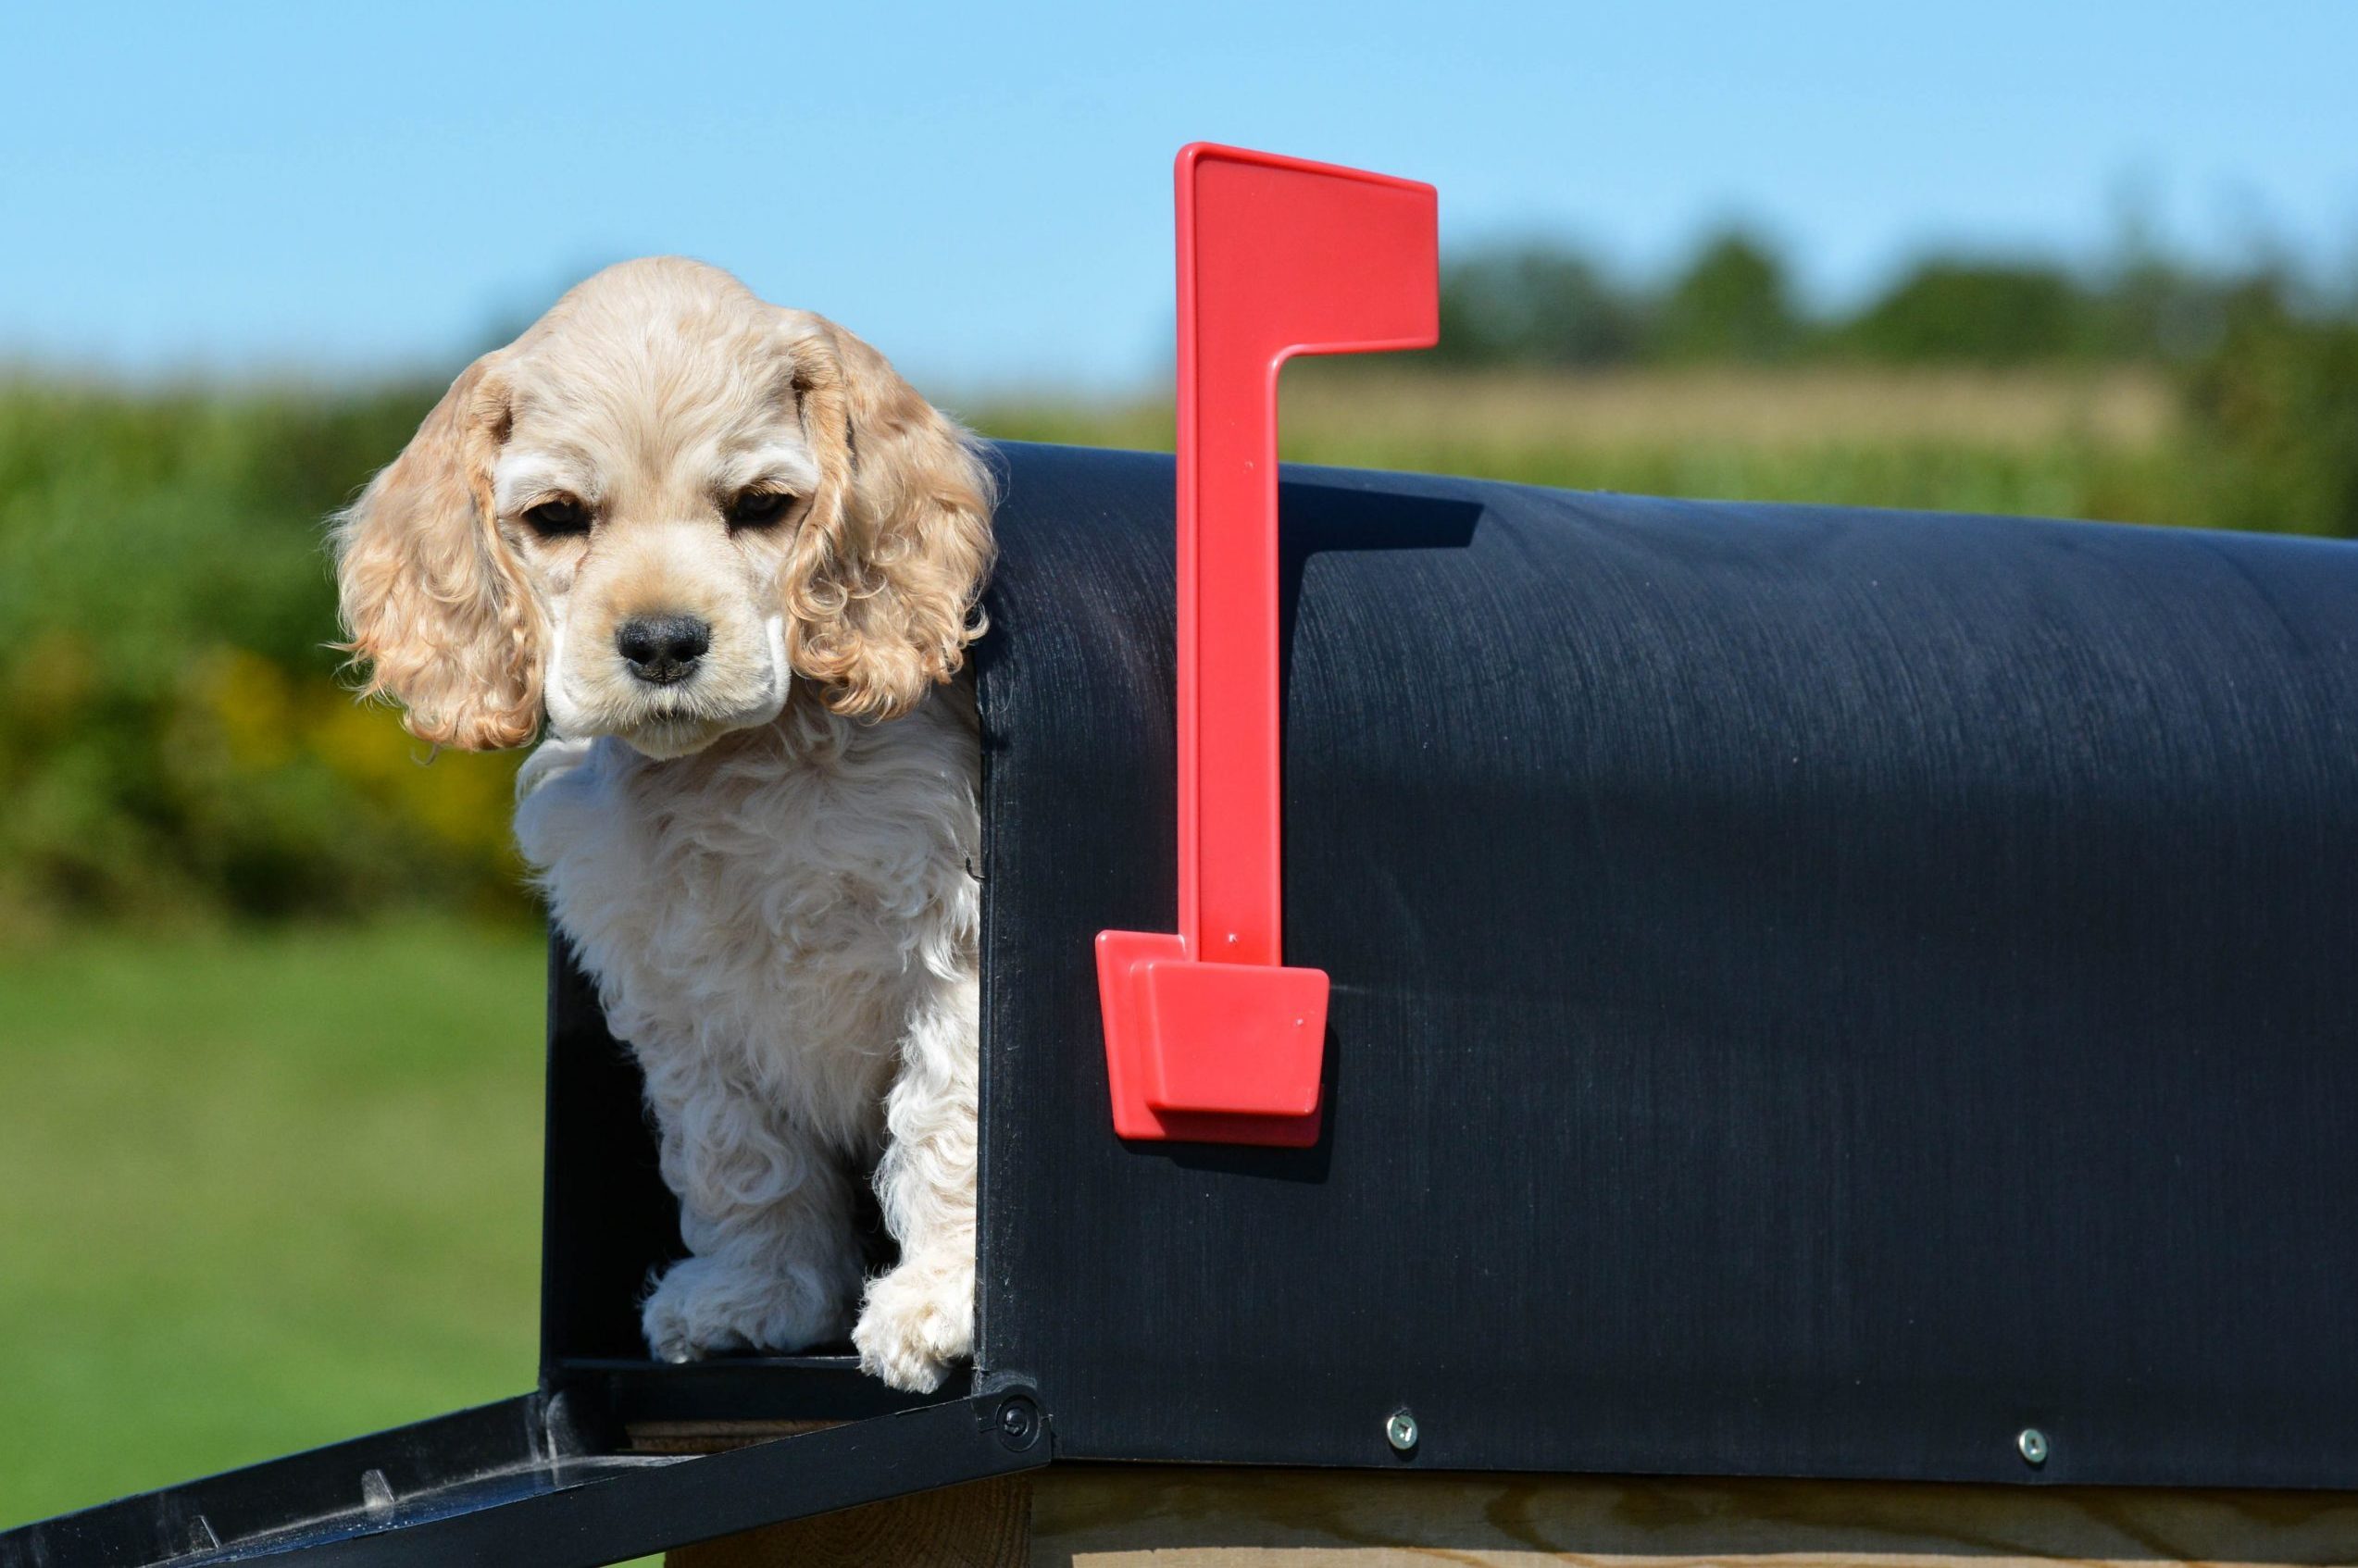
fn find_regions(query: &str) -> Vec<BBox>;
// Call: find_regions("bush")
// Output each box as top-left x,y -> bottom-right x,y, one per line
1841,260 -> 2091,365
2180,283 -> 2358,537
1654,230 -> 1802,363
1434,244 -> 1646,368
0,380 -> 534,933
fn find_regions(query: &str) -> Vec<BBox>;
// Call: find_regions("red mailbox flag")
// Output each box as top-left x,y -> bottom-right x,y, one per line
1096,144 -> 1440,1145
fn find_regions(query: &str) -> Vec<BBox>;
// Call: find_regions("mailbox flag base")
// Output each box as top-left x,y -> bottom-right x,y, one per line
1096,930 -> 1329,1145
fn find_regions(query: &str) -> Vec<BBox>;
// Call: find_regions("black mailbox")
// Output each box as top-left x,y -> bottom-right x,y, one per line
9,440 -> 2358,1564
972,442 -> 2358,1486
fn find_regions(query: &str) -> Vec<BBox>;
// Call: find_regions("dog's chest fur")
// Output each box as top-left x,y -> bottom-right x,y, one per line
513,692 -> 981,1158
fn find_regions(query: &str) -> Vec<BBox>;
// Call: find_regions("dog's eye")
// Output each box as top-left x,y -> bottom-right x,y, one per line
728,489 -> 794,529
523,497 -> 591,537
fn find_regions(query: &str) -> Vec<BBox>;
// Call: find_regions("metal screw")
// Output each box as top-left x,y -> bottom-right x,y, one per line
995,1393 -> 1041,1452
1385,1408 -> 1419,1452
2017,1427 -> 2049,1466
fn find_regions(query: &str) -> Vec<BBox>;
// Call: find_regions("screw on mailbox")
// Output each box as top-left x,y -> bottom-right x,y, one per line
995,1394 -> 1042,1452
1386,1409 -> 1419,1452
2018,1427 -> 2049,1466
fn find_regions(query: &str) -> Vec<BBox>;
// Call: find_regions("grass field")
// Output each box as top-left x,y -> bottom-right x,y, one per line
0,922 -> 548,1529
978,362 -> 2177,454
970,363 -> 2198,528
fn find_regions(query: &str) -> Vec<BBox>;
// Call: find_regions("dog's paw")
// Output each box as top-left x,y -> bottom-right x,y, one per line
642,1253 -> 853,1363
853,1260 -> 974,1392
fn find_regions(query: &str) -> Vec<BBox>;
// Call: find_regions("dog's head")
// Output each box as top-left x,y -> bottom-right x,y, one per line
332,257 -> 992,759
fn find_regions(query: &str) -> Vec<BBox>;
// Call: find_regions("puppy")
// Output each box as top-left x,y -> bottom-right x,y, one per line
331,257 -> 992,1391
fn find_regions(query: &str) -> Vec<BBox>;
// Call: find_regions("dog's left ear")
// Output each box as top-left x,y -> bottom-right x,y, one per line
777,316 -> 995,722
331,352 -> 543,750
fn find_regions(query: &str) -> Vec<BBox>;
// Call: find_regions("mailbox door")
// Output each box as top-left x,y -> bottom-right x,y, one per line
0,1389 -> 1046,1567
0,944 -> 1046,1568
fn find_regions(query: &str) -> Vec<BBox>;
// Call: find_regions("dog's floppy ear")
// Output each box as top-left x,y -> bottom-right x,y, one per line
778,316 -> 994,722
331,353 -> 543,750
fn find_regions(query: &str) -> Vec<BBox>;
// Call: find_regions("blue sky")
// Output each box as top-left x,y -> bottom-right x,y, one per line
3,2 -> 2352,392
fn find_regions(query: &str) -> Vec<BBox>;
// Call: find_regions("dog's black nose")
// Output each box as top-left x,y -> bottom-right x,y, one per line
617,615 -> 710,685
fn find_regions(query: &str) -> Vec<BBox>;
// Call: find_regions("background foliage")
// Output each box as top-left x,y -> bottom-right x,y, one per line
0,384 -> 526,933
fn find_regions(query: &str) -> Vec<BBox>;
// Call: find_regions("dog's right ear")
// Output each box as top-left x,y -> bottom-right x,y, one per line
331,353 -> 543,751
775,317 -> 995,723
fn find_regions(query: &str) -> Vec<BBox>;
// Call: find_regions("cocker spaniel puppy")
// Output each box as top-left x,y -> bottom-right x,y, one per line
331,257 -> 992,1392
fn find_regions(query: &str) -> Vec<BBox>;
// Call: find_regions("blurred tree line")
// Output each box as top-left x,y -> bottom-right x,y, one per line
1429,227 -> 2358,538
1434,226 -> 2351,370
2,228 -> 2355,931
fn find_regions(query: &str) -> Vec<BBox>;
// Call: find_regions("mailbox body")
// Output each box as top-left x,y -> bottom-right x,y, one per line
967,442 -> 2358,1487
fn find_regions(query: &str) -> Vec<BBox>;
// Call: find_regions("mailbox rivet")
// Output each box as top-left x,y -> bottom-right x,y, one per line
1386,1409 -> 1419,1452
2017,1427 -> 2049,1466
995,1394 -> 1042,1452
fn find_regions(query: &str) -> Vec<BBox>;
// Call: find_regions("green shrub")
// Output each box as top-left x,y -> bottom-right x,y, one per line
1841,260 -> 2090,365
2180,285 -> 2358,537
1654,231 -> 1803,363
0,380 -> 533,932
1434,244 -> 1647,367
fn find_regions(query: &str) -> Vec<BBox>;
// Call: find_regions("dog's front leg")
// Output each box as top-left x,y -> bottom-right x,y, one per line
640,1064 -> 865,1363
855,975 -> 979,1391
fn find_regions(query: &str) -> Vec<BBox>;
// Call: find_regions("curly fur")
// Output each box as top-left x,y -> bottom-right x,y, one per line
330,257 -> 992,1391
779,317 -> 994,722
331,357 -> 543,750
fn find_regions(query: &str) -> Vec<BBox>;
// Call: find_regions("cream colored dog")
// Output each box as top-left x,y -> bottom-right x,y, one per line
331,257 -> 992,1391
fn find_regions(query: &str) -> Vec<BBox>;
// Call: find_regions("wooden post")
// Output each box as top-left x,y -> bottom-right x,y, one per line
666,1475 -> 1029,1568
673,1465 -> 2358,1566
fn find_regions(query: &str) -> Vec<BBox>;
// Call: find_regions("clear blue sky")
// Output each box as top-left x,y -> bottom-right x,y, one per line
4,2 -> 2352,392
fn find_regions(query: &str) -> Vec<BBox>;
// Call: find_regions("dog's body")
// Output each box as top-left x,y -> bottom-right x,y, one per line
332,258 -> 990,1390
516,690 -> 980,1388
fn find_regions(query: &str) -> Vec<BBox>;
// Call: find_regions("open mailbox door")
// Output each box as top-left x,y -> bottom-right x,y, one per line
0,1388 -> 1045,1568
0,944 -> 1050,1568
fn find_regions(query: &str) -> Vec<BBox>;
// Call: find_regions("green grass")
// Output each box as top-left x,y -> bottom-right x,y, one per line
0,921 -> 549,1529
